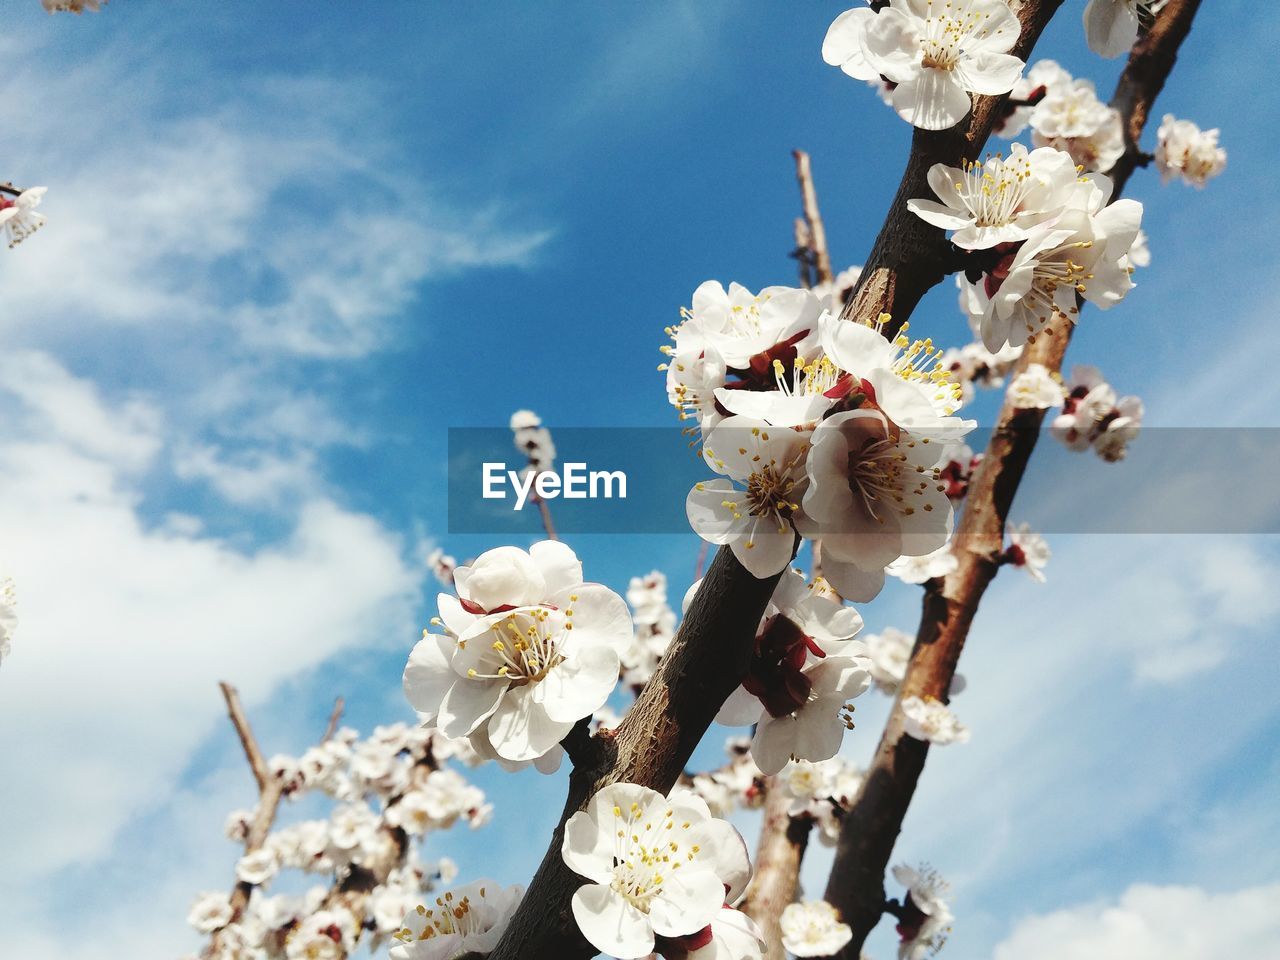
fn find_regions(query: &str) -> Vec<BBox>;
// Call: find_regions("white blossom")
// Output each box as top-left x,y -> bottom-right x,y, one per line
1005,522 -> 1050,581
901,696 -> 970,745
1083,0 -> 1159,59
961,175 -> 1143,352
1006,362 -> 1066,409
1030,70 -> 1125,172
781,900 -> 855,957
893,863 -> 954,960
684,907 -> 766,960
908,144 -> 1080,250
994,59 -> 1073,138
405,542 -> 630,764
865,626 -> 915,693
0,187 -> 46,249
389,880 -> 523,959
1155,114 -> 1227,187
886,543 -> 958,585
285,909 -> 357,960
562,783 -> 750,959
187,891 -> 234,934
235,846 -> 279,886
831,0 -> 1026,131
688,418 -> 813,578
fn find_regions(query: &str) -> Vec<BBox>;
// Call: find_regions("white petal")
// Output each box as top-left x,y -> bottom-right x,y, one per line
530,540 -> 583,596
437,677 -> 504,739
402,633 -> 458,720
538,646 -> 620,724
647,866 -> 725,938
487,684 -> 574,761
571,883 -> 655,960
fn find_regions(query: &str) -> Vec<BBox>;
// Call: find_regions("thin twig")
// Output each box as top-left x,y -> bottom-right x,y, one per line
793,150 -> 833,286
322,696 -> 345,742
219,681 -> 268,792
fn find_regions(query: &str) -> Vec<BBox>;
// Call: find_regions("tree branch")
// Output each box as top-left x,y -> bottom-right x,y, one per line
794,149 -> 834,287
739,779 -> 813,959
821,3 -> 1205,955
322,696 -> 345,742
837,0 -> 1067,338
219,681 -> 269,792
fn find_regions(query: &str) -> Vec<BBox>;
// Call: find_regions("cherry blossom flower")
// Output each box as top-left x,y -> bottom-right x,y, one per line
1049,364 -> 1143,460
187,891 -> 234,934
865,625 -> 915,693
0,577 -> 16,668
389,880 -> 523,959
781,899 -> 855,957
822,4 -> 880,82
1004,522 -> 1050,581
561,782 -> 750,960
942,339 -> 1021,405
993,59 -> 1072,138
892,863 -> 954,960
712,571 -> 871,774
510,409 -> 556,481
0,187 -> 47,249
887,543 -> 958,584
801,406 -> 956,602
404,542 -> 631,764
1030,71 -> 1125,172
962,176 -> 1143,352
1155,114 -> 1227,187
286,909 -> 357,960
908,144 -> 1080,250
901,695 -> 970,745
687,418 -> 812,578
684,907 -> 766,960
426,548 -> 457,588
1084,0 -> 1157,59
856,0 -> 1025,131
1006,362 -> 1067,409
236,847 -> 280,886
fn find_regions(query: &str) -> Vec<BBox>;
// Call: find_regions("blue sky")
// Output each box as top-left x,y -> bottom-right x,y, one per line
1,2 -> 1278,958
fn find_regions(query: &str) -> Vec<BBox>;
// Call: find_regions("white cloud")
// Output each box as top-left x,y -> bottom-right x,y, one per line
0,357 -> 424,876
993,883 -> 1280,960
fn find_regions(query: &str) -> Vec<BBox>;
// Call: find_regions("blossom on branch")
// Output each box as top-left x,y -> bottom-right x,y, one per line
404,542 -> 631,766
1006,362 -> 1066,409
0,187 -> 47,249
561,782 -> 750,960
1051,364 -> 1144,460
1155,114 -> 1227,187
1083,0 -> 1159,59
824,0 -> 1026,131
1003,522 -> 1050,581
892,863 -> 954,960
900,696 -> 970,745
1027,63 -> 1125,172
780,899 -> 855,957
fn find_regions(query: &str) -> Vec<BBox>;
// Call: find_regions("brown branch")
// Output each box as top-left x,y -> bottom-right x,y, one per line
739,780 -> 813,959
794,150 -> 834,287
837,0 -> 1067,338
535,495 -> 558,541
486,545 -> 788,960
219,681 -> 268,792
821,3 -> 1205,955
0,182 -> 22,197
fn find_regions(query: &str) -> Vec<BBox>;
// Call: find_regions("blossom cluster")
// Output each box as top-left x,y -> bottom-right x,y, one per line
1049,365 -> 1144,461
509,409 -> 556,482
619,570 -> 677,694
999,60 -> 1126,172
909,142 -> 1144,352
781,900 -> 854,957
188,722 -> 488,959
1155,114 -> 1227,188
666,282 -> 975,601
